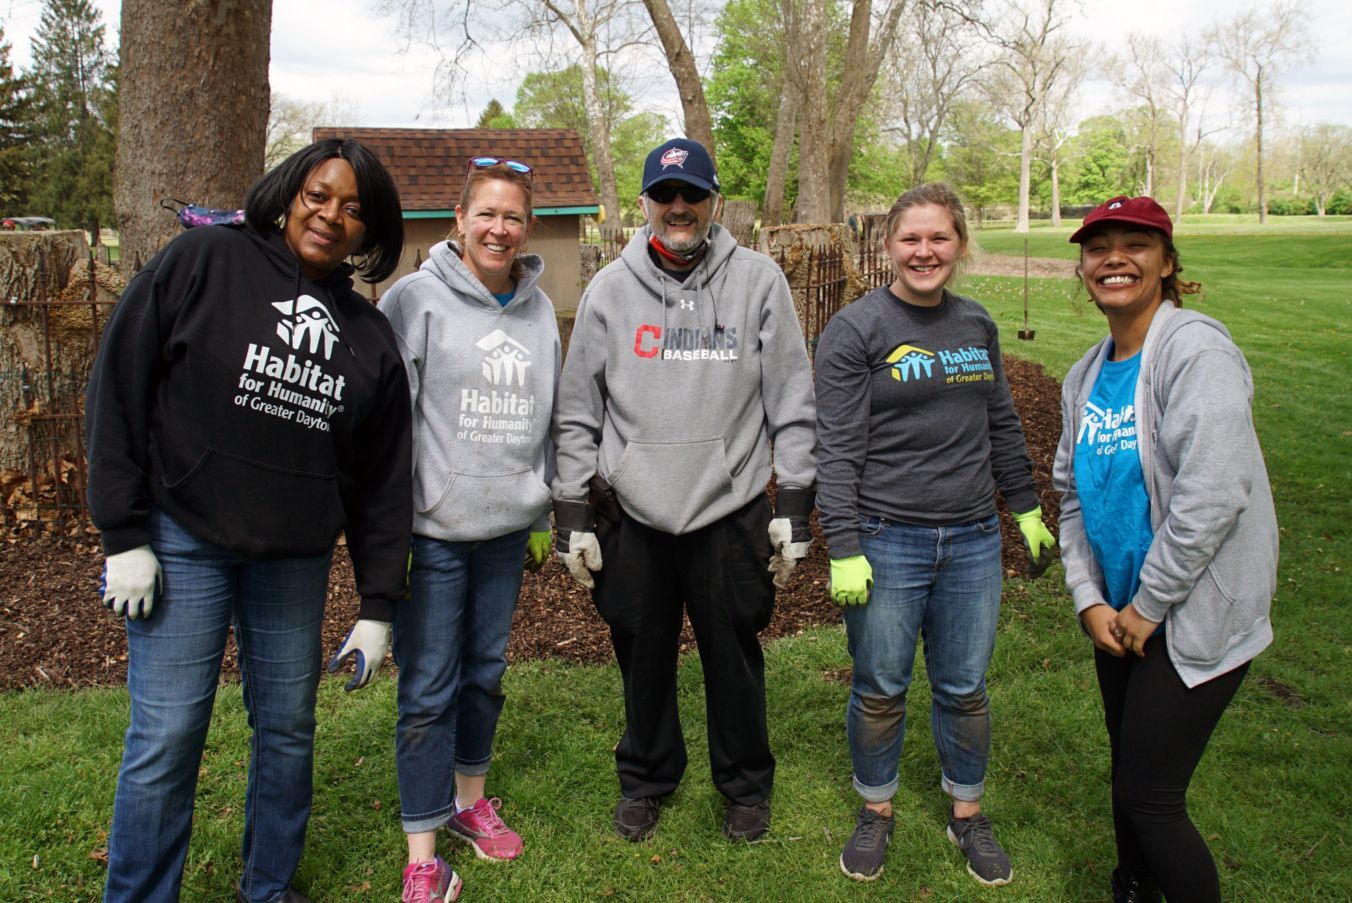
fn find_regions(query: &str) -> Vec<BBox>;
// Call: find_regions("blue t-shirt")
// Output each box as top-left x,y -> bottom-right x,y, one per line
1073,350 -> 1154,610
493,288 -> 514,308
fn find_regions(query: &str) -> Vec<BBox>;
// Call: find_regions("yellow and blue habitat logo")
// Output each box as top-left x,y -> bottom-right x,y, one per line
886,344 -> 936,382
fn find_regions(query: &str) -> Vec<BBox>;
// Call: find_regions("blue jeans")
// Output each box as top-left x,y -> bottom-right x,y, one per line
844,514 -> 1003,804
393,530 -> 527,833
104,509 -> 332,903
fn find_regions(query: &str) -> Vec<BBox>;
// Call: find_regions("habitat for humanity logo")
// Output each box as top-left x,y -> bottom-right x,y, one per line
272,295 -> 340,360
477,329 -> 531,386
886,344 -> 935,382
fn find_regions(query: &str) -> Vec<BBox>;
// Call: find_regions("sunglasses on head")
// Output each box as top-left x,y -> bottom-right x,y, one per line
469,156 -> 533,177
646,183 -> 712,205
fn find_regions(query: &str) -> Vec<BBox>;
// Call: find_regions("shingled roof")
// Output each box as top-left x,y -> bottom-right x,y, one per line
312,127 -> 599,214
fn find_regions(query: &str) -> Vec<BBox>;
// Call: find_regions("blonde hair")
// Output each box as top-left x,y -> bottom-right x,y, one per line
882,182 -> 970,255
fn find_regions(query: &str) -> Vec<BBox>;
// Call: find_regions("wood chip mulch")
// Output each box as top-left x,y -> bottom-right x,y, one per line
0,357 -> 1062,692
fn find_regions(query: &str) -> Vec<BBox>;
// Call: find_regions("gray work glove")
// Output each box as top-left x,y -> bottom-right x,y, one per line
327,619 -> 391,691
555,499 -> 602,589
767,486 -> 815,589
101,544 -> 162,619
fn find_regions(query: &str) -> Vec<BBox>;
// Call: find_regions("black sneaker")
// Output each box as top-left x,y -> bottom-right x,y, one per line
839,805 -> 894,881
1111,868 -> 1161,903
614,796 -> 660,841
722,798 -> 771,842
946,811 -> 1012,886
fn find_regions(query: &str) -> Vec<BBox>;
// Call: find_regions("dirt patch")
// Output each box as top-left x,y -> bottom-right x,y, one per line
0,359 -> 1063,691
967,251 -> 1078,280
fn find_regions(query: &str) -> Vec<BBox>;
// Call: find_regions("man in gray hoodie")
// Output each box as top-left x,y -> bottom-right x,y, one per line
552,138 -> 817,844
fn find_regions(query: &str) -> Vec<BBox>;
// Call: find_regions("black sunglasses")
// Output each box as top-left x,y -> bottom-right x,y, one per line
468,156 -> 533,178
646,183 -> 712,205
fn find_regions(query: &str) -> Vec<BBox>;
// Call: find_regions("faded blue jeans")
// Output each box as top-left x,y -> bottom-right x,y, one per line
393,529 -> 528,833
104,508 -> 331,903
843,514 -> 1003,804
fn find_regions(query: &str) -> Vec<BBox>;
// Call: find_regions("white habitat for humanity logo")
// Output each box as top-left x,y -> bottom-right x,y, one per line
477,329 -> 531,386
272,295 -> 340,360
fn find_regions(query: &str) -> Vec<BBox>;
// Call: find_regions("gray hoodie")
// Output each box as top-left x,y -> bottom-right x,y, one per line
552,224 -> 816,535
1054,302 -> 1277,686
380,240 -> 559,542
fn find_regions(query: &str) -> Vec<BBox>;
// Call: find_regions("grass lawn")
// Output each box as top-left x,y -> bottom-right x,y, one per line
3,223 -> 1349,901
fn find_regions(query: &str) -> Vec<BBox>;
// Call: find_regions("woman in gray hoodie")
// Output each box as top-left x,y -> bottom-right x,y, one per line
377,158 -> 560,902
1055,196 -> 1276,903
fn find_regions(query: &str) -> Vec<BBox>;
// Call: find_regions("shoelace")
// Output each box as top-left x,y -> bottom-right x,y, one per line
853,811 -> 891,851
404,861 -> 443,903
956,814 -> 1000,854
473,797 -> 510,836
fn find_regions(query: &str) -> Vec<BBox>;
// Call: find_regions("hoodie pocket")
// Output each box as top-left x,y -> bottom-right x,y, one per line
419,466 -> 551,538
608,438 -> 733,533
159,447 -> 342,557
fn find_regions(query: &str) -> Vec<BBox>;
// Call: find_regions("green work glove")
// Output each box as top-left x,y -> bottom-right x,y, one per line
1013,507 -> 1056,578
525,530 -> 552,572
830,555 -> 873,606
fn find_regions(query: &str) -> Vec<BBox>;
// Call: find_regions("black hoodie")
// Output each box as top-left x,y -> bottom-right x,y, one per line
85,224 -> 412,620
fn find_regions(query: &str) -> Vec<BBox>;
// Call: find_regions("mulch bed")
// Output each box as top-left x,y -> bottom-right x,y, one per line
0,357 -> 1062,692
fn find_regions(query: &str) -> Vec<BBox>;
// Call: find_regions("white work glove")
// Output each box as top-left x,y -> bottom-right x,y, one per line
101,544 -> 162,619
557,530 -> 603,589
327,619 -> 391,691
554,499 -> 603,589
767,487 -> 815,590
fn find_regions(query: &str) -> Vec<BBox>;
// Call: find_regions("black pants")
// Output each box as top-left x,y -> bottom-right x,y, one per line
592,495 -> 776,804
1095,640 -> 1249,903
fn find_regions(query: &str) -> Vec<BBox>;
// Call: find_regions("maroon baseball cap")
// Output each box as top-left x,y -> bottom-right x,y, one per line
1069,195 -> 1173,243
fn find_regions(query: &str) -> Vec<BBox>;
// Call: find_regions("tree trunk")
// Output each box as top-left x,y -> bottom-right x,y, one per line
762,82 -> 798,227
792,0 -> 830,223
1255,71 -> 1267,225
115,0 -> 272,272
1015,125 -> 1032,233
578,36 -> 623,237
641,0 -> 715,159
1049,156 -> 1061,227
719,198 -> 758,246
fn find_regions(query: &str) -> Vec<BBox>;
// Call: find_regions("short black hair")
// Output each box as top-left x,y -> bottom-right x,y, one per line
245,138 -> 405,283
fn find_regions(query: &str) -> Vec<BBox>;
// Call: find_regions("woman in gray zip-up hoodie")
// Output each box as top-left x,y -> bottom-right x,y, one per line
1054,196 -> 1276,903
377,159 -> 560,900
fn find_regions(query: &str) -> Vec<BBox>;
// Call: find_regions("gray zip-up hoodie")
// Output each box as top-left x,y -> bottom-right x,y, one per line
552,224 -> 816,535
1054,302 -> 1276,686
380,240 -> 559,542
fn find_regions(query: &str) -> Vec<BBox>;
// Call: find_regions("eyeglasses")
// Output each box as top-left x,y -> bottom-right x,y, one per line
645,183 -> 712,205
468,156 -> 533,177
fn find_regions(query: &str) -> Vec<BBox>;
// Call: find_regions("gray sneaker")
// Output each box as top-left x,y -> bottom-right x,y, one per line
946,811 -> 1012,886
839,806 -> 894,881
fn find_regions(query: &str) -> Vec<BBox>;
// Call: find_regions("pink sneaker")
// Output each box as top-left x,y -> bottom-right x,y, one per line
446,796 -> 524,861
401,856 -> 462,903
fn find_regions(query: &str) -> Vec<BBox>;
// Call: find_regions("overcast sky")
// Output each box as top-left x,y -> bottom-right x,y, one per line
4,0 -> 1350,136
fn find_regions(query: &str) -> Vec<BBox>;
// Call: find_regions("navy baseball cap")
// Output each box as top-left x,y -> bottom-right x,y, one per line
641,138 -> 720,194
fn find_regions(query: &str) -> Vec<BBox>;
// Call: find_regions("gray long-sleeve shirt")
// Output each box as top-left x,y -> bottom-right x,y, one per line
814,286 -> 1039,558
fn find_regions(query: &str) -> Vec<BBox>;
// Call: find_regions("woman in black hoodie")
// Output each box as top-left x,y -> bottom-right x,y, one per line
86,138 -> 411,903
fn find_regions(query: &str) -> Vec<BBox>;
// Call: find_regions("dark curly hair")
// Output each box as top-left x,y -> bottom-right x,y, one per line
245,138 -> 404,283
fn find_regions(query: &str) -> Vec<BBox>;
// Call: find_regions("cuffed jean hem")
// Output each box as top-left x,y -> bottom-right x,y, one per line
942,773 -> 985,803
401,807 -> 454,834
853,774 -> 900,804
455,756 -> 492,777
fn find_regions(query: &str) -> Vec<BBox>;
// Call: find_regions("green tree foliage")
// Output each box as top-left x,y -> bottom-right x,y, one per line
706,0 -> 784,203
26,0 -> 116,233
937,100 -> 1019,224
476,98 -> 515,129
0,27 -> 34,210
1068,116 -> 1134,204
513,66 -> 664,221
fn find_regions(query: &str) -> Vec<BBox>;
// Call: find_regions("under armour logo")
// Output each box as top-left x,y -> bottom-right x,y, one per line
272,295 -> 340,360
679,298 -> 695,311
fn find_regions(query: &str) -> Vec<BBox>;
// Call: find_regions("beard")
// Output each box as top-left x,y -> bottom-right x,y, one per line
653,216 -> 710,254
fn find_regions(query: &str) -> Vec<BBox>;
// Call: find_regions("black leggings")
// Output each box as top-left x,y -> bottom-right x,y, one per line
1095,640 -> 1248,903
